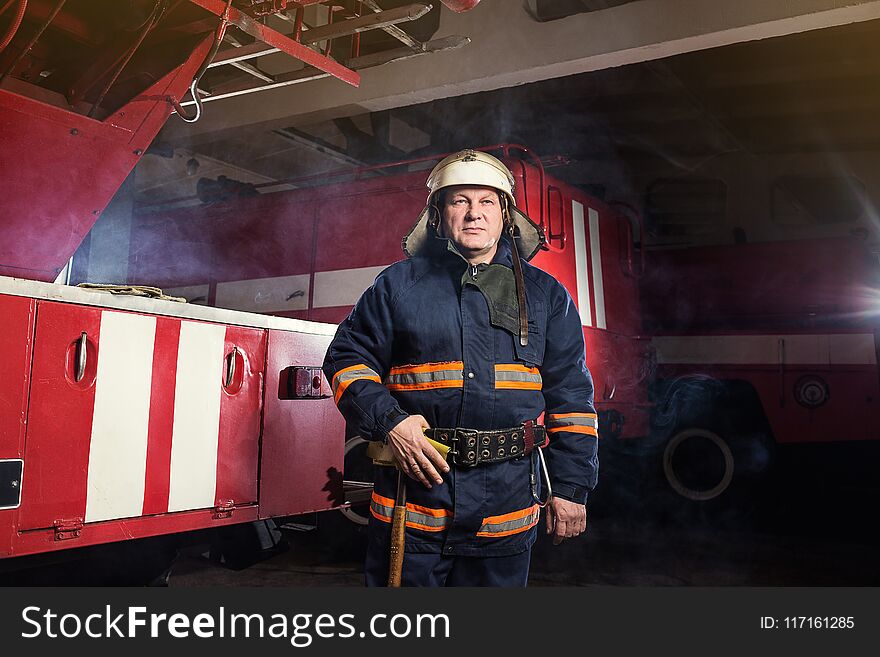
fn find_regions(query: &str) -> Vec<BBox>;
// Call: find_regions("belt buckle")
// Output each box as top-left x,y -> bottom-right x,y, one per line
453,428 -> 479,467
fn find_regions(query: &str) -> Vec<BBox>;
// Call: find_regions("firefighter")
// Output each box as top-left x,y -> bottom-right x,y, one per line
323,149 -> 598,586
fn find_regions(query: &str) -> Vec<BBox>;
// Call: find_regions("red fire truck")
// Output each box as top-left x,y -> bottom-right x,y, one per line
640,236 -> 880,506
0,0 -> 480,578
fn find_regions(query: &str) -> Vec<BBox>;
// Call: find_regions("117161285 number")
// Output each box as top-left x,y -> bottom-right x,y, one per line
761,617 -> 855,629
786,617 -> 854,629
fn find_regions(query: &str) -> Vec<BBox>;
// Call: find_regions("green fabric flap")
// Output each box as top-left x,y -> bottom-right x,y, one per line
462,263 -> 520,336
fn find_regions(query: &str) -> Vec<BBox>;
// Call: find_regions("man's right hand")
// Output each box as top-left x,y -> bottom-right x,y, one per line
387,415 -> 449,488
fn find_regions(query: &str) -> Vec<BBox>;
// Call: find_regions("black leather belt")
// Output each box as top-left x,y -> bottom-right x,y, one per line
425,420 -> 547,467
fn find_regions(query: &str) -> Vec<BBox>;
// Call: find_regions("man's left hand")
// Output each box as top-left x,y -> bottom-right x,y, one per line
545,497 -> 587,545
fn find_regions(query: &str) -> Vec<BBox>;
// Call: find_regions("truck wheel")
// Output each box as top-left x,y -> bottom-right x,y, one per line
662,427 -> 735,502
313,437 -> 372,561
339,436 -> 373,526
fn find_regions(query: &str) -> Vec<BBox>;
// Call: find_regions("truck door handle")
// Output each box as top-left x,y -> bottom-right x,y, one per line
75,332 -> 87,382
225,347 -> 239,388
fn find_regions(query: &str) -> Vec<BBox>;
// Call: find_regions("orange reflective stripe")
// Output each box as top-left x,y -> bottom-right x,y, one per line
332,363 -> 381,403
494,364 -> 540,374
548,425 -> 598,436
404,519 -> 448,533
496,381 -> 543,390
476,504 -> 540,538
385,361 -> 464,392
370,506 -> 392,523
369,491 -> 451,532
482,504 -> 539,526
371,491 -> 395,508
407,502 -> 451,518
389,361 -> 464,375
547,412 -> 599,438
476,523 -> 539,538
334,376 -> 380,403
494,363 -> 542,390
331,363 -> 373,386
548,412 -> 598,420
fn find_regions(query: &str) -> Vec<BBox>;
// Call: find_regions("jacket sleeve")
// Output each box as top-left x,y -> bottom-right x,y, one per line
539,284 -> 599,505
322,269 -> 409,442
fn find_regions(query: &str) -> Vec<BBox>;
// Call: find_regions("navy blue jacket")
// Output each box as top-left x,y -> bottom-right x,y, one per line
323,236 -> 598,556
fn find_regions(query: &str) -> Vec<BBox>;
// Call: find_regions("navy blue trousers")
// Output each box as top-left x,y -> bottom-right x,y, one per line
364,543 -> 531,587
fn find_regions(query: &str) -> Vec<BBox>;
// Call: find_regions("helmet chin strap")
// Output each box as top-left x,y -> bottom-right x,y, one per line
498,196 -> 528,347
507,221 -> 529,347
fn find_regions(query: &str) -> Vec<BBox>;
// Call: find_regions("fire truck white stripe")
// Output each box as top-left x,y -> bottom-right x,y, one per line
652,334 -> 877,365
85,311 -> 156,523
571,200 -> 592,327
313,265 -> 387,308
167,321 -> 225,513
588,207 -> 607,330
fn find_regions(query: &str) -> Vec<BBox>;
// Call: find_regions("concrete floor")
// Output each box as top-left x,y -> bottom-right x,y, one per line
168,446 -> 880,587
167,520 -> 880,588
3,444 -> 875,586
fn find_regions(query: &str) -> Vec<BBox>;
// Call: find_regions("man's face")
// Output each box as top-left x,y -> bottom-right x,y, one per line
439,185 -> 505,264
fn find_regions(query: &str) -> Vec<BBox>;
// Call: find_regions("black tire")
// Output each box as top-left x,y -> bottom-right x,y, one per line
313,437 -> 373,560
339,436 -> 373,527
662,427 -> 735,502
654,425 -> 775,526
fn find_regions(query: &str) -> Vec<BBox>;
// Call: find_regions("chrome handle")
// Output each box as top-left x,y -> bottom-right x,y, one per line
75,332 -> 87,382
225,347 -> 238,387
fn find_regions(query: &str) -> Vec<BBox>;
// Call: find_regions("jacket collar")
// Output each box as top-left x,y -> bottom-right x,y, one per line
428,231 -> 514,269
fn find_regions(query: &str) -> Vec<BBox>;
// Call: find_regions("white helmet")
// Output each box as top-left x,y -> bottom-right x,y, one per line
402,149 -> 545,261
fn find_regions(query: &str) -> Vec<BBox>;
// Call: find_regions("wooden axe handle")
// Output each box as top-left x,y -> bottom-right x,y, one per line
387,469 -> 407,587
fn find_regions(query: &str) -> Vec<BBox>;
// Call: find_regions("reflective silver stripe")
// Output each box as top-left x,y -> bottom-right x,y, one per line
332,365 -> 381,402
370,497 -> 393,521
404,508 -> 450,531
370,498 -> 450,531
333,366 -> 381,391
494,365 -> 542,389
547,415 -> 598,430
385,368 -> 464,387
476,506 -> 540,537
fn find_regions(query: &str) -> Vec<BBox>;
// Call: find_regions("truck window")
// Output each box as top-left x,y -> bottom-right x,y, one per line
771,175 -> 866,226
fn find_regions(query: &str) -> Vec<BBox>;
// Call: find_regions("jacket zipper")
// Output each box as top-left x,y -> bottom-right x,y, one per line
471,265 -> 478,279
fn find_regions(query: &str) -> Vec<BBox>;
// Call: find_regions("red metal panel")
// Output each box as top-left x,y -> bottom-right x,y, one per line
0,294 -> 35,556
0,295 -> 34,455
130,196 -> 318,293
142,317 -> 181,516
259,329 -> 344,518
215,325 -> 266,508
659,362 -> 880,445
18,301 -> 101,531
8,505 -> 259,559
641,238 -> 880,332
309,307 -> 350,324
313,187 -> 423,272
129,209 -> 222,288
208,196 -> 316,281
0,34 -> 214,282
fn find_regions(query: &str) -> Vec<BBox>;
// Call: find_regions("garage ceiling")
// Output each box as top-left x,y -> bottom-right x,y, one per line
135,7 -> 880,208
